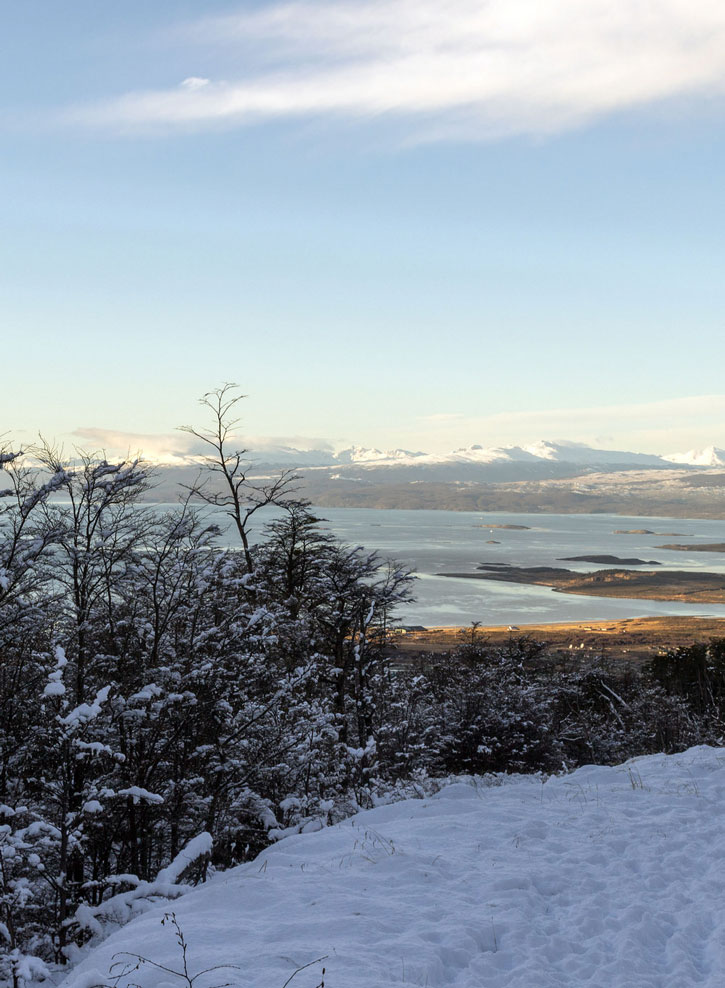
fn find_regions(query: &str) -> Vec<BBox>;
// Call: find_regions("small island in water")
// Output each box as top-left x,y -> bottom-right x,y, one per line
474,523 -> 531,530
559,554 -> 660,566
657,543 -> 725,553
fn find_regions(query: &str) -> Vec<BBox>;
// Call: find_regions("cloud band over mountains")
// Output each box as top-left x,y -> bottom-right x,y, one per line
70,395 -> 725,463
63,0 -> 725,141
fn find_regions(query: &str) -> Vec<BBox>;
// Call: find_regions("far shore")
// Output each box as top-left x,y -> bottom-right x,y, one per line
392,615 -> 725,664
438,564 -> 725,604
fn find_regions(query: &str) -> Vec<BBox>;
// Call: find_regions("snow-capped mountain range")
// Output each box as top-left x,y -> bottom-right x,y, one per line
145,438 -> 725,508
242,439 -> 725,473
145,441 -> 725,505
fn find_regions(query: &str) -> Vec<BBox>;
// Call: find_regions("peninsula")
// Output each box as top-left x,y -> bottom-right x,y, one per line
438,564 -> 725,604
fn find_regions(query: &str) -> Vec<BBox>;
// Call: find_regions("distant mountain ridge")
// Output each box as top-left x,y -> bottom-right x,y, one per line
145,437 -> 725,515
242,439 -> 703,474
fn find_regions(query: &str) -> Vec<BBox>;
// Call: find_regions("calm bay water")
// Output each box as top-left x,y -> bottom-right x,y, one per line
214,506 -> 725,628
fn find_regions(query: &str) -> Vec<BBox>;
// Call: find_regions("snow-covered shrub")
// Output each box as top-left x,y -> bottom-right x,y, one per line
406,639 -> 562,776
549,657 -> 701,765
646,639 -> 725,737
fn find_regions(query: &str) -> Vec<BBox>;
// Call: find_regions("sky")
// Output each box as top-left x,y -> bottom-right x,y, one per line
2,0 -> 725,457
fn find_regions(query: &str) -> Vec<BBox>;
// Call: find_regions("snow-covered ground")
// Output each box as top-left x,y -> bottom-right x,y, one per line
60,747 -> 725,988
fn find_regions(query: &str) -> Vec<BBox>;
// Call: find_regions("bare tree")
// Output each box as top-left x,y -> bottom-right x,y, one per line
34,441 -> 152,701
178,385 -> 300,572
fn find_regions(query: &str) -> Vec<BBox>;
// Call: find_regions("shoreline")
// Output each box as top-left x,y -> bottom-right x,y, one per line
141,496 -> 725,522
438,565 -> 725,604
392,615 -> 725,664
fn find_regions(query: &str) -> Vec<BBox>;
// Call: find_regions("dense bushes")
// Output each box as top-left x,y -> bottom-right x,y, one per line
393,636 -> 713,780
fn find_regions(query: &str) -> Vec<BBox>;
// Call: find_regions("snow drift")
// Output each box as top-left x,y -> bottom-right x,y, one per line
59,746 -> 725,988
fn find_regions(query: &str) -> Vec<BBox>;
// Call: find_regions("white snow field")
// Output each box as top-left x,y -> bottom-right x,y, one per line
60,747 -> 725,988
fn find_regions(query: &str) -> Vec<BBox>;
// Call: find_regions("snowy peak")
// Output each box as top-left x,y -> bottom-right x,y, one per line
519,441 -> 667,467
334,445 -> 426,464
246,444 -> 338,467
664,445 -> 725,467
523,440 -> 563,461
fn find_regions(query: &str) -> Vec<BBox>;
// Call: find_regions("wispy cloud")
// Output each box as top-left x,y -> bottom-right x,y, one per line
63,0 -> 725,140
73,395 -> 725,460
411,394 -> 725,453
72,428 -> 206,463
71,427 -> 336,463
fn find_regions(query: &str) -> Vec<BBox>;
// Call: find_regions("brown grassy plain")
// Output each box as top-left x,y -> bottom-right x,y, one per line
391,616 -> 725,666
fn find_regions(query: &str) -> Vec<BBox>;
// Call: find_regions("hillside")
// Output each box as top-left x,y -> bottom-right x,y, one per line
145,446 -> 725,518
296,469 -> 725,517
60,746 -> 725,988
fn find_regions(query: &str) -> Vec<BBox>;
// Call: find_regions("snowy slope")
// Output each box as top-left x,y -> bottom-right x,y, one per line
60,746 -> 725,988
664,446 -> 725,467
335,445 -> 426,464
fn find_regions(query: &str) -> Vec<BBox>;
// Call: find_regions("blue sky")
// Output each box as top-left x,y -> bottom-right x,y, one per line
2,1 -> 725,456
